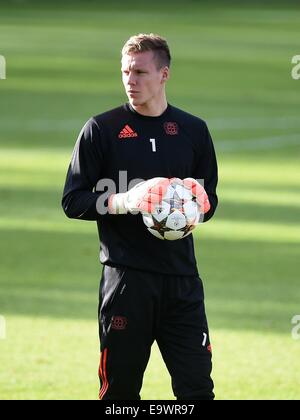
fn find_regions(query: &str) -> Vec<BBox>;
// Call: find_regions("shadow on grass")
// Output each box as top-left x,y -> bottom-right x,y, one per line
216,200 -> 300,225
0,228 -> 100,320
0,225 -> 299,336
195,235 -> 300,334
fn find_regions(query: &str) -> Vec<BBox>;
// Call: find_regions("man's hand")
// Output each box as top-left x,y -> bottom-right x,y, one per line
183,177 -> 211,214
108,177 -> 170,214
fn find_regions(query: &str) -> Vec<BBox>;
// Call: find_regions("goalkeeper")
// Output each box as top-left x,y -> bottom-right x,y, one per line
62,33 -> 218,400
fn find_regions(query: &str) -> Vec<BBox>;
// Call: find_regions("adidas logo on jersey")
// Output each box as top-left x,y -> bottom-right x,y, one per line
118,125 -> 138,139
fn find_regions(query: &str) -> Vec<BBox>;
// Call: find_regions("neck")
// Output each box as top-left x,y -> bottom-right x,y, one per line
130,95 -> 168,117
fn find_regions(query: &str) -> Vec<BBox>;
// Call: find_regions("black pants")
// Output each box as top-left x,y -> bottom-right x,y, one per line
98,265 -> 214,400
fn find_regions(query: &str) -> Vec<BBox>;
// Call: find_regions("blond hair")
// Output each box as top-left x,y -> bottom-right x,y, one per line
122,33 -> 171,69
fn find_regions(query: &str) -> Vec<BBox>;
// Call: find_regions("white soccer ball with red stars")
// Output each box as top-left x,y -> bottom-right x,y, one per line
142,178 -> 201,240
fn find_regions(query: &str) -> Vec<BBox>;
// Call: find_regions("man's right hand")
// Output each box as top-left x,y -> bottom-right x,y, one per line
108,177 -> 170,215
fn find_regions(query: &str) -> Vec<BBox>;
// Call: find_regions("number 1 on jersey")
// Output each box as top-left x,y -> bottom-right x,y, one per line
150,138 -> 156,152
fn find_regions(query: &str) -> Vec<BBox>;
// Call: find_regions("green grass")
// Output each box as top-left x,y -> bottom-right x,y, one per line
1,0 -> 300,400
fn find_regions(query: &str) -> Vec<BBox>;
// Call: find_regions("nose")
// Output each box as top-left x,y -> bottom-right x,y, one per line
127,72 -> 136,86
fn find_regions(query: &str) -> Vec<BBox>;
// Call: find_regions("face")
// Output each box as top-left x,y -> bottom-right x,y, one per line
121,51 -> 169,108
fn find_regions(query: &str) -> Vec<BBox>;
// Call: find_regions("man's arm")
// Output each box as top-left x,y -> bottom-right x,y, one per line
62,118 -> 104,221
193,123 -> 218,222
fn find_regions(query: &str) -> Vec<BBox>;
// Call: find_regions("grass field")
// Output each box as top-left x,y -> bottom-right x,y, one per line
0,0 -> 300,400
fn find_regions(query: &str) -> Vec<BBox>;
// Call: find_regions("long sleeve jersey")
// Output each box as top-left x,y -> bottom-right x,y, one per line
62,103 -> 218,275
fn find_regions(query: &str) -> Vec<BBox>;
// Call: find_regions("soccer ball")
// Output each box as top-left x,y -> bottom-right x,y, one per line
142,178 -> 201,240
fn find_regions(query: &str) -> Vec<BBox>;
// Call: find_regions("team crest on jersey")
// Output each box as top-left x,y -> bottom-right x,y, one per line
111,316 -> 127,330
164,122 -> 178,135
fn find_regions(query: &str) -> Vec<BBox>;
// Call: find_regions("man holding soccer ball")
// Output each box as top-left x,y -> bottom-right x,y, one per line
62,34 -> 218,400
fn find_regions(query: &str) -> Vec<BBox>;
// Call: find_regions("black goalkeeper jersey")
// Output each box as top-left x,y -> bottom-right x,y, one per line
62,103 -> 218,275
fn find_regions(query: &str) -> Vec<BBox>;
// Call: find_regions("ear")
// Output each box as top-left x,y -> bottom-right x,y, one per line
161,66 -> 170,83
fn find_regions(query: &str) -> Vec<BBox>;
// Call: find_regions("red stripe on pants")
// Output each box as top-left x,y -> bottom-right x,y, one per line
99,348 -> 108,399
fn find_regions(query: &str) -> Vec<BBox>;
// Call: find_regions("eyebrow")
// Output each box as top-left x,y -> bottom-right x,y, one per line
121,65 -> 147,72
